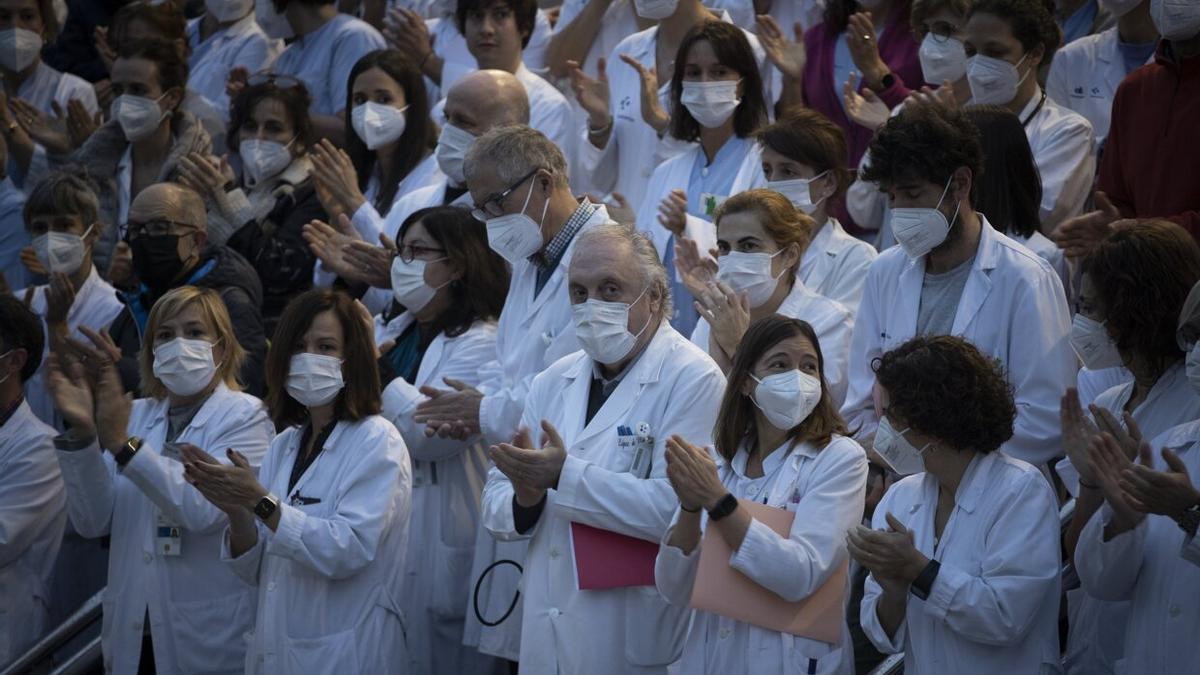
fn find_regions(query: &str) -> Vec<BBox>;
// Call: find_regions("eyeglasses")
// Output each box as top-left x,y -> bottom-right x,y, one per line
397,244 -> 446,263
123,219 -> 197,240
471,168 -> 541,222
925,21 -> 961,43
247,72 -> 303,90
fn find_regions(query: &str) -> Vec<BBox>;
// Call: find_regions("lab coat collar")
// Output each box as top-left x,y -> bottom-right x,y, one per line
1017,85 -> 1047,123
632,7 -> 736,61
522,203 -> 612,320
562,320 -> 675,387
921,450 -> 991,516
1157,419 -> 1200,452
143,382 -> 234,429
1097,27 -> 1117,65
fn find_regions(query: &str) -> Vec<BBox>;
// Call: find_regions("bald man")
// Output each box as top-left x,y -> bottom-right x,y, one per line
107,183 -> 266,395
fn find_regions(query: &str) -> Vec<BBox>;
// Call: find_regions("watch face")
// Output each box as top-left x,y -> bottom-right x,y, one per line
255,496 -> 276,518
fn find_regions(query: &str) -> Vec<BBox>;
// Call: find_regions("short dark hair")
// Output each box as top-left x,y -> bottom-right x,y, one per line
968,0 -> 1061,62
116,38 -> 189,94
345,50 -> 437,213
911,0 -> 973,37
963,105 -> 1042,238
1083,220 -> 1200,378
875,335 -> 1015,454
23,171 -> 103,232
228,79 -> 316,153
669,21 -> 767,143
110,0 -> 187,45
0,295 -> 44,383
714,316 -> 847,461
456,0 -> 538,49
861,102 -> 983,203
395,206 -> 509,337
266,289 -> 382,429
825,0 -> 913,36
757,108 -> 852,203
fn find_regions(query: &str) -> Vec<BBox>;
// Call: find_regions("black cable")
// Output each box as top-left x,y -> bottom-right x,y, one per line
472,559 -> 523,627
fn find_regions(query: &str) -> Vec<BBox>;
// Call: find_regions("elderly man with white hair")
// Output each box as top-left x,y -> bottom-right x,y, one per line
479,223 -> 726,674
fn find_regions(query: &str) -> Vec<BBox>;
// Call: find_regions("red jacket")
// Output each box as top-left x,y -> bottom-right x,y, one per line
1099,40 -> 1200,240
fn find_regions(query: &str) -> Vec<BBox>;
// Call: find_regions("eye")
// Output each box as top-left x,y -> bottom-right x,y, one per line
352,93 -> 367,105
374,93 -> 392,104
187,328 -> 204,338
716,242 -> 730,254
738,241 -> 760,252
155,330 -> 172,341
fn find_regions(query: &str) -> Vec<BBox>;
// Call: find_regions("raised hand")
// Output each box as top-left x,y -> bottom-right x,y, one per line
490,419 -> 568,505
696,280 -> 751,358
845,12 -> 890,91
414,377 -> 484,439
756,15 -> 805,80
843,73 -> 890,131
656,188 -> 688,236
1121,445 -> 1200,519
341,240 -> 394,289
1089,432 -> 1145,534
673,235 -> 717,300
311,139 -> 368,218
664,435 -> 724,512
12,98 -> 70,155
1054,191 -> 1122,259
65,99 -> 101,149
568,57 -> 611,126
44,272 -> 76,325
1060,388 -> 1100,485
45,352 -> 96,440
302,218 -> 364,281
619,53 -> 670,133
384,8 -> 437,77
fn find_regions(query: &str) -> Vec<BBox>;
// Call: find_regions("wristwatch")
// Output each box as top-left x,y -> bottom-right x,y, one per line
707,493 -> 739,522
114,436 -> 143,468
254,494 -> 280,521
1175,501 -> 1200,537
910,559 -> 941,601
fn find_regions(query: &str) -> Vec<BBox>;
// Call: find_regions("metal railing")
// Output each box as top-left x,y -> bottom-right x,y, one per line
1,590 -> 104,675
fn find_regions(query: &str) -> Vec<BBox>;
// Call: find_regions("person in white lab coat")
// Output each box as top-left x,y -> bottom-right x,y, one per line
0,295 -> 66,666
752,109 -> 878,313
48,286 -> 274,675
849,335 -> 1062,675
188,288 -> 412,675
1046,0 -> 1158,154
482,223 -> 727,674
840,102 -> 1075,469
186,0 -> 281,124
634,20 -> 769,335
677,190 -> 854,406
656,315 -> 868,674
374,206 -> 509,675
1057,223 -> 1200,674
16,173 -> 124,427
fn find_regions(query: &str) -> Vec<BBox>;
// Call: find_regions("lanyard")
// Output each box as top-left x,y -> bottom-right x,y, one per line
1021,90 -> 1048,128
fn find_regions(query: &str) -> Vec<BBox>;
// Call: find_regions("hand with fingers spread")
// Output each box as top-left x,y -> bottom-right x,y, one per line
177,152 -> 233,200
620,53 -> 670,133
568,57 -> 611,129
93,79 -> 114,111
65,99 -> 101,148
1089,432 -> 1145,534
673,235 -> 717,300
1060,387 -> 1101,485
94,26 -> 115,72
843,73 -> 890,131
489,420 -> 568,506
70,326 -> 131,453
603,192 -> 635,226
756,15 -> 805,80
1090,405 -> 1143,461
45,351 -> 97,441
226,67 -> 249,102
1120,444 -> 1200,520
907,83 -> 958,110
302,218 -> 364,281
696,280 -> 751,358
12,98 -> 71,155
44,272 -> 77,326
384,8 -> 437,77
664,435 -> 724,512
657,188 -> 688,237
342,239 -> 394,289
845,12 -> 890,91
1054,191 -> 1122,259
413,377 -> 484,439
846,512 -> 929,593
311,139 -> 368,217
182,445 -> 268,516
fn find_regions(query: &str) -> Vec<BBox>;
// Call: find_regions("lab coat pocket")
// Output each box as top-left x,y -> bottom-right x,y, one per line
167,591 -> 253,672
430,542 -> 475,619
284,626 -> 360,674
623,585 -> 689,667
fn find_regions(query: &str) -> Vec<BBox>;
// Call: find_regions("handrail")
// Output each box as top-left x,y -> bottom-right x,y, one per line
52,637 -> 102,675
1,589 -> 103,675
868,653 -> 905,675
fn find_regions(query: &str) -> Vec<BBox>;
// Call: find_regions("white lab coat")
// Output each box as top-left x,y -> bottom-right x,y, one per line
427,8 -> 554,96
273,14 -> 386,115
55,384 -> 274,675
0,400 -> 66,665
1012,231 -> 1072,300
346,153 -> 446,244
840,217 -> 1075,467
223,415 -> 412,675
861,451 -> 1063,674
186,13 -> 281,123
1046,28 -> 1154,152
578,16 -> 769,213
20,266 -> 125,428
378,314 -> 503,675
655,435 -> 867,675
1075,419 -> 1200,675
1019,87 -> 1096,231
12,61 -> 99,187
690,278 -> 854,407
800,218 -> 878,315
480,324 -> 727,674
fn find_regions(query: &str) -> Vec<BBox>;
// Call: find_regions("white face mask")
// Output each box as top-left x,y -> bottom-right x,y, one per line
874,416 -> 931,476
681,79 -> 741,128
390,255 -> 449,313
750,369 -> 822,430
205,0 -> 254,22
633,0 -> 678,20
484,178 -> 548,264
716,249 -> 787,308
286,353 -> 345,407
571,287 -> 652,365
1151,0 -> 1200,41
0,28 -> 42,73
255,0 -> 294,40
1100,0 -> 1145,19
919,34 -> 968,85
240,138 -> 293,185
112,93 -> 168,142
890,176 -> 960,259
352,102 -> 408,151
1069,314 -> 1124,370
436,123 -> 475,186
1186,341 -> 1200,395
32,225 -> 92,275
153,338 -> 220,397
967,53 -> 1030,106
767,173 -> 828,215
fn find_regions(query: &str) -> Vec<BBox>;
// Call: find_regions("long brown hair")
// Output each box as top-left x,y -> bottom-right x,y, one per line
714,316 -> 847,461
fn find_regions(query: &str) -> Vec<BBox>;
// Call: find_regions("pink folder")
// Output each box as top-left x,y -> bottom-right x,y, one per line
571,522 -> 658,590
690,500 -> 847,644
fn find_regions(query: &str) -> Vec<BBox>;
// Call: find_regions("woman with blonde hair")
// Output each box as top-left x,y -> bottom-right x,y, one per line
47,285 -> 274,674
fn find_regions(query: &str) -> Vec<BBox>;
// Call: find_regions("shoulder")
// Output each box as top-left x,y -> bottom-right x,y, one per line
816,435 -> 868,468
209,388 -> 269,421
1036,96 -> 1095,138
614,27 -> 655,54
1091,381 -> 1132,414
988,453 -> 1057,504
12,402 -> 56,443
865,244 -> 909,281
1055,29 -> 1110,65
332,13 -> 383,40
534,349 -> 589,388
342,414 -> 406,454
989,227 -> 1062,283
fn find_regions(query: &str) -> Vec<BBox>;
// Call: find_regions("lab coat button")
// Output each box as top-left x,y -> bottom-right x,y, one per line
549,547 -> 560,559
718,628 -> 730,640
143,552 -> 152,563
1170,605 -> 1181,618
267,582 -> 276,592
549,608 -> 560,618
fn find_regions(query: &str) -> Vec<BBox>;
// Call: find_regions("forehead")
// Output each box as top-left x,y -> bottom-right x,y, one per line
717,211 -> 769,241
111,57 -> 158,85
129,188 -> 181,221
685,39 -> 720,65
964,12 -> 1017,43
303,310 -> 344,340
160,302 -> 208,326
754,333 -> 817,365
250,97 -> 289,121
760,145 -> 799,167
401,220 -> 432,244
466,162 -> 505,200
0,0 -> 41,14
353,67 -> 404,93
924,6 -> 965,26
570,237 -> 637,283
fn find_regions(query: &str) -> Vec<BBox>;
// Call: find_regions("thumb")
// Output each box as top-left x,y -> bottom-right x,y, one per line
611,191 -> 628,208
884,511 -> 908,534
1094,191 -> 1118,216
379,232 -> 396,251
597,57 -> 607,82
1162,447 -> 1189,474
862,88 -> 879,102
512,426 -> 533,449
793,22 -> 804,41
51,100 -> 63,117
541,419 -> 566,450
1137,441 -> 1154,468
336,213 -> 355,235
443,377 -> 469,391
417,384 -> 443,398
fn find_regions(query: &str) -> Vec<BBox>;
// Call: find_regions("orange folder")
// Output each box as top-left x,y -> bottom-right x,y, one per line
689,499 -> 847,644
571,522 -> 658,590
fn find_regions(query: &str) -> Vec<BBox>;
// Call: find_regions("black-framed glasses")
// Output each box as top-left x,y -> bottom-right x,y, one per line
123,219 -> 198,240
471,167 -> 541,222
925,21 -> 961,43
247,71 -> 303,90
397,244 -> 447,263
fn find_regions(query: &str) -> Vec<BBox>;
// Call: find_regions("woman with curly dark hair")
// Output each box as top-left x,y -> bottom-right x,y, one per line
848,334 -> 1062,674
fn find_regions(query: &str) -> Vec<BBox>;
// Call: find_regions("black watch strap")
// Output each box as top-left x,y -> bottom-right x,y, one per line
114,436 -> 143,468
254,494 -> 280,521
911,559 -> 941,601
1176,502 -> 1200,537
707,493 -> 739,522
879,72 -> 896,89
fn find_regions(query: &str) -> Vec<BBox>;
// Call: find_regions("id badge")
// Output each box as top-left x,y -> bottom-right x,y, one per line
700,193 -> 727,218
627,422 -> 654,479
155,512 -> 182,556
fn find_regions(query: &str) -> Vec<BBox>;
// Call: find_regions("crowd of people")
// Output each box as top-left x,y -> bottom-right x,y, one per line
1,0 -> 1198,673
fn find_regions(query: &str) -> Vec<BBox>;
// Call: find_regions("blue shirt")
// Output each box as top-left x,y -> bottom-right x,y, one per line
273,14 -> 385,116
833,32 -> 858,117
1116,38 -> 1157,76
1060,0 -> 1099,47
0,178 -> 31,290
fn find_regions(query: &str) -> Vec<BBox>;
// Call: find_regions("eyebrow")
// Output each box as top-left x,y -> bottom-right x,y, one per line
737,236 -> 762,245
